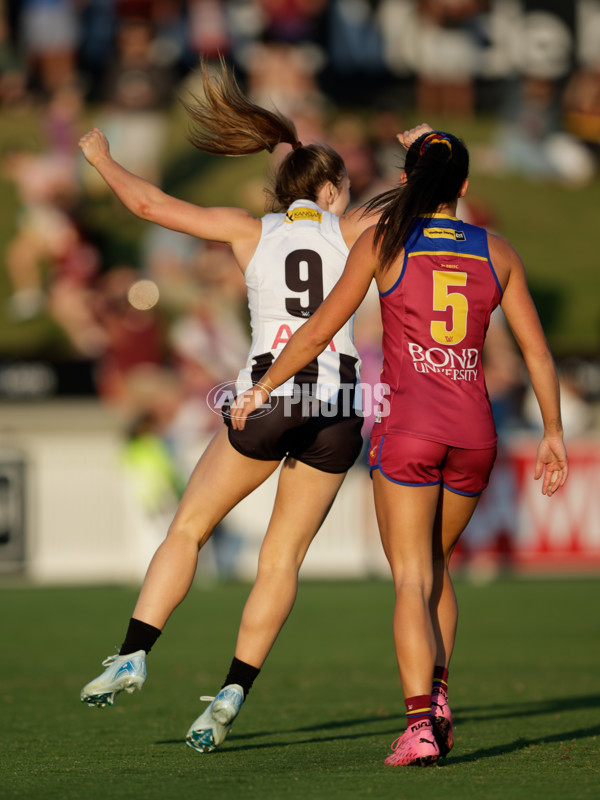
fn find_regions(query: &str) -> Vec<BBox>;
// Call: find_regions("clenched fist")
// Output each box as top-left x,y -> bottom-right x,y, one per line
78,128 -> 110,167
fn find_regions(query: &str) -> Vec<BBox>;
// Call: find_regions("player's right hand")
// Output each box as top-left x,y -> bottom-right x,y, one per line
230,383 -> 272,430
78,128 -> 110,166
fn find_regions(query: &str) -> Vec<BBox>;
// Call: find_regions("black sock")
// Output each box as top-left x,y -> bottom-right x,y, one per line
221,656 -> 261,698
119,618 -> 162,655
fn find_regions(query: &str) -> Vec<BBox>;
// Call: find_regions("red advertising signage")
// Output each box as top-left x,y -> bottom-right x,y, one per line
457,436 -> 600,573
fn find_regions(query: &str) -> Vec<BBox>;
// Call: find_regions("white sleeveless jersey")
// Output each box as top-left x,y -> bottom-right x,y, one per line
236,199 -> 361,405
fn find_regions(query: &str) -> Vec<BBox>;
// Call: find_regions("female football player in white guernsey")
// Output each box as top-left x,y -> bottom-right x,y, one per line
78,56 -> 427,753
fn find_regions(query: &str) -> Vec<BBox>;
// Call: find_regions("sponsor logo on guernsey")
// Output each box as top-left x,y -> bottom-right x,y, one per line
285,207 -> 322,224
408,342 -> 479,381
424,228 -> 465,241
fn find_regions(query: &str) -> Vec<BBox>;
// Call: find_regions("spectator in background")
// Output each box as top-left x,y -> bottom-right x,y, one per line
1,137 -> 107,358
97,15 -> 177,111
3,196 -> 105,355
481,308 -> 527,437
19,0 -> 79,96
187,0 -> 231,61
0,0 -> 28,107
369,103 -> 409,186
244,39 -> 326,123
328,112 -> 380,204
523,361 -> 595,441
481,74 -> 597,187
76,0 -> 116,95
88,15 -> 178,187
92,265 -> 167,408
44,78 -> 85,160
256,0 -> 327,45
414,0 -> 488,118
563,60 -> 600,164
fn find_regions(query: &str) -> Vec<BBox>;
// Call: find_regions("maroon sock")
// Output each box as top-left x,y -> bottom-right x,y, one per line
405,694 -> 432,724
432,665 -> 449,692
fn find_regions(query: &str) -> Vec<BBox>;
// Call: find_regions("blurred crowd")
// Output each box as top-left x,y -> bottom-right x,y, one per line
1,0 -> 600,509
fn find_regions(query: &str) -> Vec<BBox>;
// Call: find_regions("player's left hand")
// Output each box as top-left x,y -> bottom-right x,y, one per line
229,384 -> 271,430
534,435 -> 568,496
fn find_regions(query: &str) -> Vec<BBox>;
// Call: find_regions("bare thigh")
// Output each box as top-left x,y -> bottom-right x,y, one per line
373,471 -> 440,581
433,487 -> 481,563
258,456 -> 347,567
169,427 -> 282,545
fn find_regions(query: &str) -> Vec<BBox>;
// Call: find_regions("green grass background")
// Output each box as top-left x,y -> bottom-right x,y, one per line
1,578 -> 599,799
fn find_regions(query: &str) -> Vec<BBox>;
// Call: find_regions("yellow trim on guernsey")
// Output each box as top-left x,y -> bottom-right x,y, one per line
408,250 -> 488,261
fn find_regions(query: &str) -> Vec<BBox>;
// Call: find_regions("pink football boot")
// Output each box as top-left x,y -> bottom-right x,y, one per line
384,718 -> 440,766
430,685 -> 454,757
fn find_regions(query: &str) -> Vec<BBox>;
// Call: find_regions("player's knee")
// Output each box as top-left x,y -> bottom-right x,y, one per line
392,571 -> 434,598
256,551 -> 303,577
166,515 -> 211,548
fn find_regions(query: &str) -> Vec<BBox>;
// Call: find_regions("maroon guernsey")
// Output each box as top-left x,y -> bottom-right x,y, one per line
373,214 -> 503,449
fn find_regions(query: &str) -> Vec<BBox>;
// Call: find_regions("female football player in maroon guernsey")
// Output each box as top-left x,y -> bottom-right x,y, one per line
231,129 -> 568,767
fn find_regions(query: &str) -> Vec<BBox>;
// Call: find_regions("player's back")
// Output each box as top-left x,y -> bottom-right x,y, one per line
375,214 -> 502,449
238,199 -> 360,403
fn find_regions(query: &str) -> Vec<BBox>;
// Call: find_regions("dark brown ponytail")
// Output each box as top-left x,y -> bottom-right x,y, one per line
362,131 -> 469,272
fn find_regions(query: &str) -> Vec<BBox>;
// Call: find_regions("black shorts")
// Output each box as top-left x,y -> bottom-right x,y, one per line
224,393 -> 363,474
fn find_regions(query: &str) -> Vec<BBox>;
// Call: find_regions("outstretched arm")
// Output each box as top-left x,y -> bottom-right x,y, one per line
230,228 -> 379,428
493,234 -> 568,495
78,128 -> 259,251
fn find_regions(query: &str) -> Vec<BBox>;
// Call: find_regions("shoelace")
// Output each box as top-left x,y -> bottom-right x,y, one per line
389,721 -> 434,751
200,695 -> 215,703
101,654 -> 119,667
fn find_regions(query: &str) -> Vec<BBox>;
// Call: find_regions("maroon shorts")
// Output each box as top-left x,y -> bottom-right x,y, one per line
368,433 -> 496,496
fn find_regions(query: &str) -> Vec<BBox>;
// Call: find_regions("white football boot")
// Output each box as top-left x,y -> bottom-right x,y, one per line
80,650 -> 147,708
186,684 -> 245,753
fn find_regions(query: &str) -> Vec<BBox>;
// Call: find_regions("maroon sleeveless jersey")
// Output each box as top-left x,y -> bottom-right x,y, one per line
373,214 -> 502,449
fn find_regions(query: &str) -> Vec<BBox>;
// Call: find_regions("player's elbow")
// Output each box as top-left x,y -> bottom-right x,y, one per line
522,338 -> 553,365
136,198 -> 157,221
307,326 -> 333,353
133,188 -> 167,221
522,342 -> 556,379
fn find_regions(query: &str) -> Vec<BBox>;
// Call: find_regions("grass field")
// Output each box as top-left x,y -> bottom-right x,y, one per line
1,577 -> 599,799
